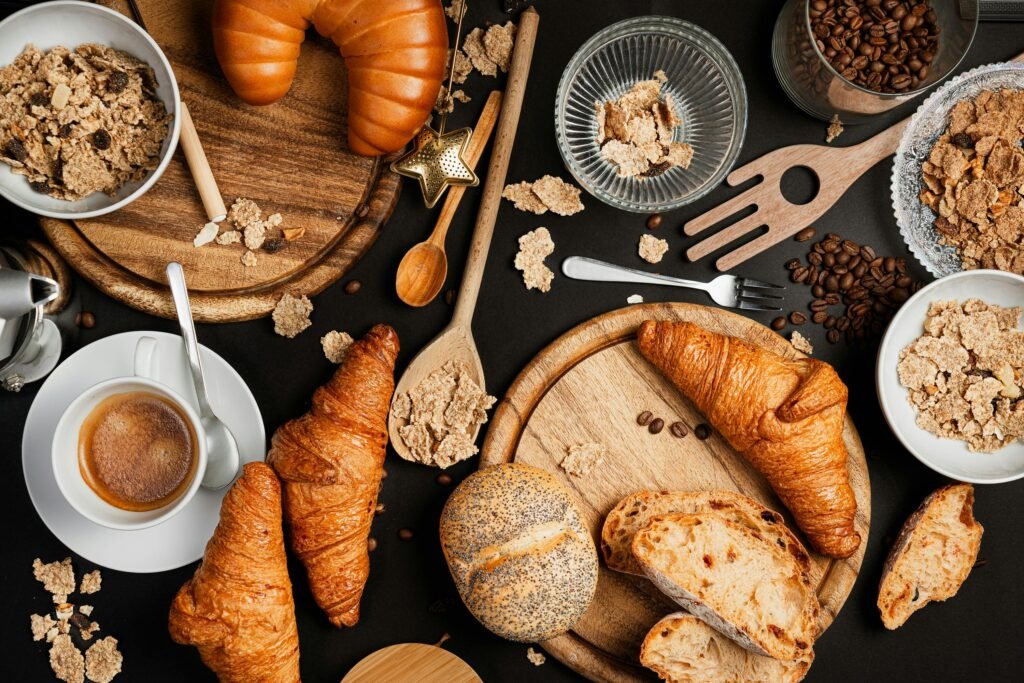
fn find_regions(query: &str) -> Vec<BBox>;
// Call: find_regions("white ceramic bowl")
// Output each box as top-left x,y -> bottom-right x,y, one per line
0,0 -> 181,219
877,270 -> 1024,484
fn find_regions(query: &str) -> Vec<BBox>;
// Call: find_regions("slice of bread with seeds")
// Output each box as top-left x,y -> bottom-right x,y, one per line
632,513 -> 819,661
641,612 -> 813,683
878,483 -> 983,630
601,490 -> 811,578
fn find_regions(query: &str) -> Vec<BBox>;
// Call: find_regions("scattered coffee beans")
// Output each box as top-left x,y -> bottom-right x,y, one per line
374,503 -> 385,515
398,529 -> 414,541
436,473 -> 452,486
75,311 -> 96,329
771,316 -> 787,331
808,0 -> 940,94
789,311 -> 807,325
694,424 -> 711,440
367,537 -> 378,551
646,213 -> 663,230
794,227 -> 817,242
343,279 -> 362,295
648,418 -> 665,435
637,410 -> 654,426
669,421 -> 688,438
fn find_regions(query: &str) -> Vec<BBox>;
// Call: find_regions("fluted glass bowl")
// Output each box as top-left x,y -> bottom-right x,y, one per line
891,62 -> 1024,278
555,16 -> 747,213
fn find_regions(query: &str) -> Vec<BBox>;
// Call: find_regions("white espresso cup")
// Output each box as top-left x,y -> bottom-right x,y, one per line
52,336 -> 207,530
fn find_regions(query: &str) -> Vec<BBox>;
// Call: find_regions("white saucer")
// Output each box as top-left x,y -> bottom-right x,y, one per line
22,331 -> 265,573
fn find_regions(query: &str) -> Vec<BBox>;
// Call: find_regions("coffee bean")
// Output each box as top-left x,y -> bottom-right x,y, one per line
833,264 -> 849,275
823,252 -> 836,268
811,284 -> 825,297
824,316 -> 837,329
367,538 -> 378,551
771,316 -> 787,331
809,299 -> 828,312
890,287 -> 910,303
343,279 -> 362,295
792,267 -> 809,284
839,272 -> 855,290
789,311 -> 807,325
669,422 -> 688,438
884,256 -> 897,273
637,410 -> 654,426
786,258 -> 801,270
895,275 -> 913,288
795,227 -> 817,242
375,503 -> 385,515
812,311 -> 828,324
437,473 -> 452,486
825,293 -> 841,305
381,468 -> 388,479
399,529 -> 414,541
825,275 -> 839,293
837,316 -> 851,331
808,252 -> 823,266
823,240 -> 840,253
827,329 -> 841,344
649,418 -> 665,434
835,251 -> 851,266
445,289 -> 455,306
694,424 -> 711,440
75,311 -> 96,329
826,232 -> 841,241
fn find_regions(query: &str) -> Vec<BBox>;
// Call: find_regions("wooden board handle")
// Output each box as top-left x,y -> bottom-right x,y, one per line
451,8 -> 539,329
179,101 -> 228,222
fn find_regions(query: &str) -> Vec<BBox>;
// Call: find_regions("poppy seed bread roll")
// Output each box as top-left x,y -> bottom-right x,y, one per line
440,463 -> 599,642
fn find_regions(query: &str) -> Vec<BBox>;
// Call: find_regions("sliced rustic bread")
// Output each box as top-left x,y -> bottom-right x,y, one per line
632,513 -> 819,661
602,490 -> 811,578
641,613 -> 813,683
878,483 -> 983,630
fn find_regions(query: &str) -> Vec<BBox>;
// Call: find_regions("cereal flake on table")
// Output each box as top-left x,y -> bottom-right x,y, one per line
79,570 -> 101,595
31,613 -> 57,641
502,175 -> 583,216
0,44 -> 172,200
918,89 -> 1024,273
49,633 -> 84,683
215,230 -> 241,245
272,293 -> 313,338
321,330 -> 353,364
526,647 -> 546,666
392,360 -> 496,468
447,48 -> 473,85
444,0 -> 467,22
826,115 -> 844,144
638,234 -> 669,264
34,557 -> 76,603
560,442 -> 606,477
84,637 -> 122,683
435,85 -> 471,114
790,330 -> 814,355
463,22 -> 516,77
240,250 -> 258,268
595,70 -> 692,179
514,227 -> 555,292
897,299 -> 1024,452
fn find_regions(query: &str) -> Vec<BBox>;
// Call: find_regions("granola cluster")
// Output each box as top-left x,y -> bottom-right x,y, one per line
391,361 -> 497,468
195,197 -> 296,269
638,234 -> 669,264
502,175 -> 584,216
897,299 -> 1024,452
595,71 -> 693,179
514,227 -> 555,293
271,293 -> 313,338
560,442 -> 606,477
435,5 -> 516,114
0,44 -> 171,200
918,89 -> 1024,272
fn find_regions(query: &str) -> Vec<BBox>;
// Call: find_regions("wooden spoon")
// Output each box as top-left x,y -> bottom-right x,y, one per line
396,90 -> 504,307
388,7 -> 540,461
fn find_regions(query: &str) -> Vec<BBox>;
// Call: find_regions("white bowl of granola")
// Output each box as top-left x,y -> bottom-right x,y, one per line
0,0 -> 180,219
877,269 -> 1024,484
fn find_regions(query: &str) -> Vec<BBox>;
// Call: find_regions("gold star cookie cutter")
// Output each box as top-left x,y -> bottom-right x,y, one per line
391,1 -> 479,208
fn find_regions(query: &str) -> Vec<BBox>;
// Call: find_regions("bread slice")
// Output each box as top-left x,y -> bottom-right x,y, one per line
641,613 -> 813,683
878,483 -> 983,630
632,513 -> 819,661
602,490 -> 811,578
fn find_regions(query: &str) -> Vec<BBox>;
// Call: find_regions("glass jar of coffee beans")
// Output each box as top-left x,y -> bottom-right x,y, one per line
771,0 -> 977,122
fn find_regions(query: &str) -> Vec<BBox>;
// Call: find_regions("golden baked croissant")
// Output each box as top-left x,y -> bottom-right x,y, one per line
637,320 -> 861,558
212,0 -> 447,156
168,462 -> 300,682
267,324 -> 398,626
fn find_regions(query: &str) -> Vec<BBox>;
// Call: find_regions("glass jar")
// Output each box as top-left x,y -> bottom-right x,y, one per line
772,0 -> 978,123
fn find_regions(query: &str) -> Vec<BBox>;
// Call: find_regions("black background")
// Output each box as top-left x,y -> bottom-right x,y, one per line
3,1 -> 1024,681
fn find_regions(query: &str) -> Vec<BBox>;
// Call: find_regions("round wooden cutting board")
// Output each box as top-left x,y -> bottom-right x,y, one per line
40,0 -> 400,322
480,302 -> 871,683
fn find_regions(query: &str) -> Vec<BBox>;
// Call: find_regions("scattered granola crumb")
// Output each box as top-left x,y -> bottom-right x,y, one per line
638,234 -> 669,264
502,181 -> 548,214
215,229 -> 240,245
392,361 -> 496,468
321,330 -> 354,364
502,176 -> 583,216
240,250 -> 258,267
79,605 -> 94,617
898,299 -> 1024,452
193,222 -> 218,247
627,294 -> 644,305
32,613 -> 57,641
49,634 -> 85,683
560,443 -> 606,477
228,198 -> 261,228
826,114 -> 844,144
435,85 -> 471,114
463,22 -> 516,77
447,49 -> 473,85
85,637 -> 122,683
271,293 -> 313,338
243,221 -> 266,250
790,330 -> 814,355
527,647 -> 546,666
79,621 -> 100,642
79,570 -> 101,595
34,558 -> 75,603
596,72 -> 692,179
514,227 -> 555,292
444,0 -> 466,22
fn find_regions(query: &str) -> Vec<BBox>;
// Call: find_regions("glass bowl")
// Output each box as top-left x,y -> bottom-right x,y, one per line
891,61 -> 1024,278
554,16 -> 747,213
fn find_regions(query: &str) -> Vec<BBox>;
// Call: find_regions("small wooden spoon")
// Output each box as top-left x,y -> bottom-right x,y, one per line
396,90 -> 503,307
388,7 -> 540,461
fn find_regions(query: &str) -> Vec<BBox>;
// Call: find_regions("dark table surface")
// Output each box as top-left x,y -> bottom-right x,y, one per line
3,0 -> 1024,681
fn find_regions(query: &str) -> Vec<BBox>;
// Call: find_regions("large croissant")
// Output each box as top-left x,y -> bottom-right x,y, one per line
212,0 -> 447,156
267,324 -> 399,626
168,462 -> 300,682
637,320 -> 861,558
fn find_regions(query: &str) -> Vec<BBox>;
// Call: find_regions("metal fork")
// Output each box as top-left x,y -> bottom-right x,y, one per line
561,257 -> 783,311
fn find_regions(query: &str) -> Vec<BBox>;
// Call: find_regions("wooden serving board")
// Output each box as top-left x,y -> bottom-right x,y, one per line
341,644 -> 481,683
40,0 -> 400,322
480,303 -> 871,683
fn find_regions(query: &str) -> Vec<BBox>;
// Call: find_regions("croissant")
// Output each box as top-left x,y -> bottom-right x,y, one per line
212,0 -> 447,156
637,320 -> 861,558
267,324 -> 399,626
168,462 -> 300,682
